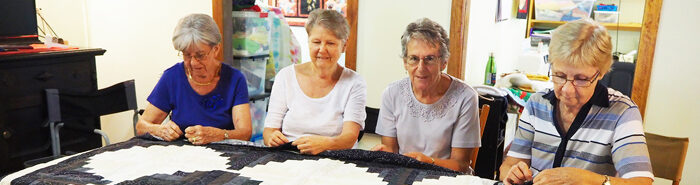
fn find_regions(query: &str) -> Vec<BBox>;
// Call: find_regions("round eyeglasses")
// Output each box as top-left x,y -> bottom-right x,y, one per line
404,55 -> 442,66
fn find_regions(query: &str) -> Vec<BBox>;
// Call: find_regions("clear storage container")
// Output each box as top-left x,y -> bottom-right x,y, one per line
232,11 -> 270,57
535,0 -> 595,21
249,97 -> 268,145
238,56 -> 267,96
594,11 -> 619,23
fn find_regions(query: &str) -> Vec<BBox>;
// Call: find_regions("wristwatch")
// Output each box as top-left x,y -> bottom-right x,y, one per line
223,130 -> 229,139
602,175 -> 611,185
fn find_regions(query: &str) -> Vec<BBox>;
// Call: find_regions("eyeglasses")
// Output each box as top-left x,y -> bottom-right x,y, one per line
404,55 -> 442,66
179,48 -> 213,61
551,71 -> 600,87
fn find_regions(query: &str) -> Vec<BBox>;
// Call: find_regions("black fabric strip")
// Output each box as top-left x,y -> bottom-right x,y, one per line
551,82 -> 609,168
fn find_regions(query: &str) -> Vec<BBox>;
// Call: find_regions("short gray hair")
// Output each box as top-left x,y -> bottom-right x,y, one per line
172,13 -> 222,51
400,18 -> 450,61
305,9 -> 349,42
549,18 -> 613,74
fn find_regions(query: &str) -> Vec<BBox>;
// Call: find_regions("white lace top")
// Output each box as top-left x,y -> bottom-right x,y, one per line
375,77 -> 481,159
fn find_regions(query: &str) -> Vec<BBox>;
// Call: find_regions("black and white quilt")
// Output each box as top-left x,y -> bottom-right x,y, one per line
8,135 -> 499,185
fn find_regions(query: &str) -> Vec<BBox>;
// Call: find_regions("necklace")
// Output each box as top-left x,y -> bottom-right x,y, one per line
187,67 -> 220,86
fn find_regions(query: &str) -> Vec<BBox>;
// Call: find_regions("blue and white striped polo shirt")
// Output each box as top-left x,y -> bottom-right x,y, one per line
508,83 -> 653,179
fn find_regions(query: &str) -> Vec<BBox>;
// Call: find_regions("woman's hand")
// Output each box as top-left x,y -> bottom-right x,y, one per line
504,161 -> 533,185
292,135 -> 334,155
154,120 -> 182,141
532,167 -> 583,185
184,125 -> 222,145
370,144 -> 391,152
265,129 -> 289,147
404,152 -> 435,164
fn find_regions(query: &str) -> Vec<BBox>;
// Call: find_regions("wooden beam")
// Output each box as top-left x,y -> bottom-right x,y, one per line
212,0 -> 224,61
345,0 -> 358,71
447,0 -> 469,79
633,0 -> 663,117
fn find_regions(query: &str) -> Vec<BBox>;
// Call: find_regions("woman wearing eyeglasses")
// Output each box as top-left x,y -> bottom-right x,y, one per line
136,14 -> 252,145
262,9 -> 366,155
499,19 -> 653,185
371,18 -> 480,173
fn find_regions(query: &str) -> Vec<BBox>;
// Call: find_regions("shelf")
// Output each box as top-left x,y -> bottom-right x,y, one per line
530,20 -> 642,31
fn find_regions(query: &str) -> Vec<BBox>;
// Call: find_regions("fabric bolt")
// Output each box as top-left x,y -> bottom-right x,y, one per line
264,65 -> 367,142
147,62 -> 249,133
507,82 -> 654,179
11,135 -> 500,185
375,77 -> 481,159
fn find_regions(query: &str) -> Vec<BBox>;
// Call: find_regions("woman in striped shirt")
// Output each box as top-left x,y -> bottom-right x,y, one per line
499,19 -> 653,185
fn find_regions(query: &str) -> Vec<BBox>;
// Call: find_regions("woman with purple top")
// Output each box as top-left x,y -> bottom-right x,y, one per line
372,18 -> 480,173
136,14 -> 252,145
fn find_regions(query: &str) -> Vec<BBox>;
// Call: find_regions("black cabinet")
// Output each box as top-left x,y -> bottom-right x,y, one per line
0,49 -> 105,175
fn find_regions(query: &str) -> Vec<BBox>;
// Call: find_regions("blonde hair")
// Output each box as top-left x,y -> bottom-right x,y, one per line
549,18 -> 613,74
172,14 -> 222,51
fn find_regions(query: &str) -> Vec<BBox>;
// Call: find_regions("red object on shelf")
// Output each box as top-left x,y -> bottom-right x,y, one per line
0,44 -> 79,56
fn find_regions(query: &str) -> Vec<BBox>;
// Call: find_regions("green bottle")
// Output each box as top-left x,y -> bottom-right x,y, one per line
484,52 -> 496,86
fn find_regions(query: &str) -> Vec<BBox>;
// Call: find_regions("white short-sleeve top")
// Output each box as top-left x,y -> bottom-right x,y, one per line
376,77 -> 481,159
264,65 -> 367,142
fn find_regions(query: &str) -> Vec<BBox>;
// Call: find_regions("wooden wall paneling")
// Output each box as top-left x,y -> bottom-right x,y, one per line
345,0 -> 358,71
633,0 -> 663,117
212,0 -> 233,66
213,0 -> 223,61
447,0 -> 470,80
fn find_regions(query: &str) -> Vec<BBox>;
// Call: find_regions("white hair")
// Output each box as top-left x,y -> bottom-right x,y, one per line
400,18 -> 450,62
172,13 -> 221,51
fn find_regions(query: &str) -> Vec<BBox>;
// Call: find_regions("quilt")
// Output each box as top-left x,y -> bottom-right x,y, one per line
9,136 -> 500,185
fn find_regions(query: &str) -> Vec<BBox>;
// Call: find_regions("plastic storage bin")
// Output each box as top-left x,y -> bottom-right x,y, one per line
594,11 -> 618,23
535,0 -> 595,21
249,97 -> 268,145
232,11 -> 271,57
596,4 -> 618,11
238,56 -> 267,96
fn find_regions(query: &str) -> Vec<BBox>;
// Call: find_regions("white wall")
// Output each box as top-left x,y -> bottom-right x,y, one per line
464,0 -> 526,85
643,0 -> 700,184
35,0 -> 213,143
356,0 -> 452,107
35,0 -> 89,47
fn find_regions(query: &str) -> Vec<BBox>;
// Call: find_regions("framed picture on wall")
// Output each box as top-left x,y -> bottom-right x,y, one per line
323,0 -> 347,15
298,0 -> 321,17
276,0 -> 298,17
270,0 -> 347,26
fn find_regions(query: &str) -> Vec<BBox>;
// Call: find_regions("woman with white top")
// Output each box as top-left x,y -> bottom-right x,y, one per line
372,18 -> 480,173
263,9 -> 366,155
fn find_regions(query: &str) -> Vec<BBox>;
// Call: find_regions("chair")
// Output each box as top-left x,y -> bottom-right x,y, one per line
470,104 -> 490,169
472,92 -> 508,179
358,107 -> 379,141
645,132 -> 689,185
35,80 -> 138,165
600,61 -> 635,96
